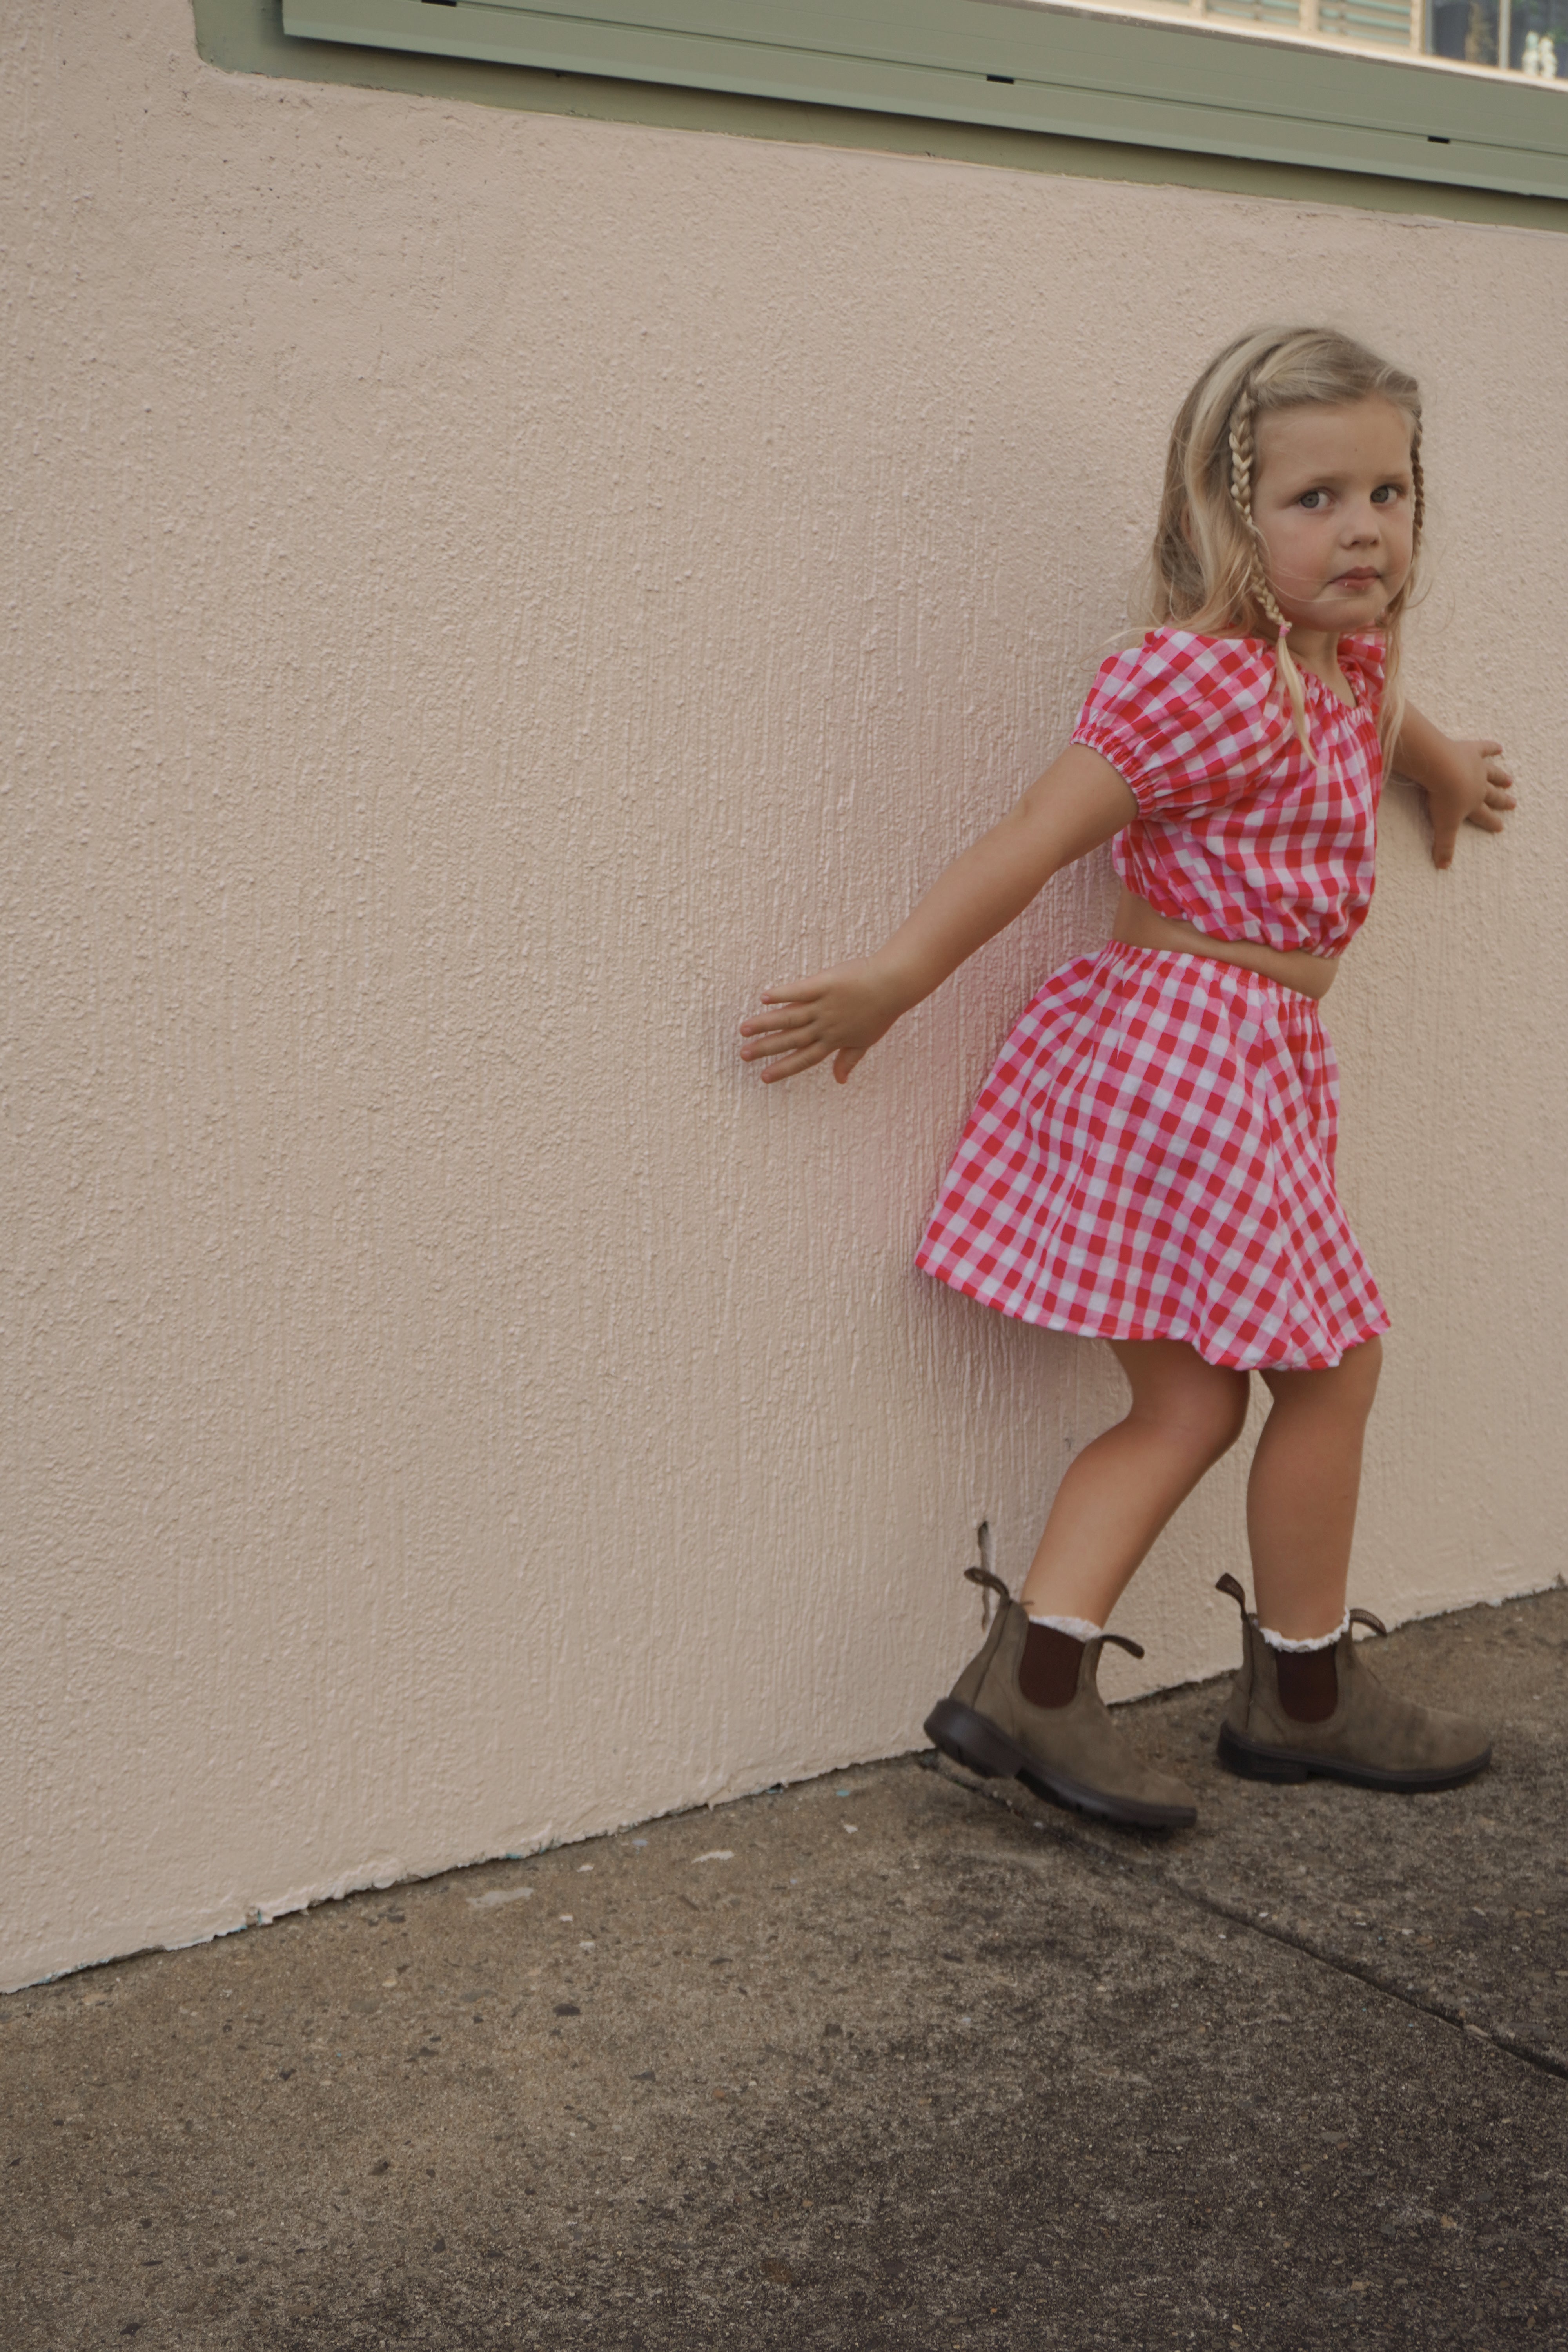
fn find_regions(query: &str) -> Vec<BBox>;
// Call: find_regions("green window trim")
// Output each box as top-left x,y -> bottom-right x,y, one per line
278,0 -> 1568,199
193,2 -> 1568,231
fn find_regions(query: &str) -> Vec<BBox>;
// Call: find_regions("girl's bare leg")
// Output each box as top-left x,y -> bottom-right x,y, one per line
1019,1339 -> 1250,1626
1247,1338 -> 1383,1641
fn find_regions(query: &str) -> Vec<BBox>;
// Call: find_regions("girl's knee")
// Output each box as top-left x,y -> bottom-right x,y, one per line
1199,1374 -> 1252,1461
1338,1336 -> 1383,1419
1264,1337 -> 1383,1421
1133,1368 -> 1250,1465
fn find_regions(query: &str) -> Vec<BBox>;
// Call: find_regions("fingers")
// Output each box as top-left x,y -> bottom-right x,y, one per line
738,1004 -> 813,1055
739,989 -> 832,1079
741,1018 -> 818,1063
739,1005 -> 869,1084
739,1005 -> 812,1033
740,956 -> 894,1083
1431,812 -> 1461,869
1479,744 -> 1516,836
1428,740 -> 1517,862
756,978 -> 823,1007
757,1038 -> 836,1084
1466,767 -> 1515,833
739,976 -> 836,1070
740,965 -> 878,1081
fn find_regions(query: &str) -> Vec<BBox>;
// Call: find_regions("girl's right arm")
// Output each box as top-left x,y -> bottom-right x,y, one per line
739,745 -> 1136,1086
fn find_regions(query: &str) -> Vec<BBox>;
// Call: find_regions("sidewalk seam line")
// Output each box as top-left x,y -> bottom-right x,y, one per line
922,1752 -> 1568,2087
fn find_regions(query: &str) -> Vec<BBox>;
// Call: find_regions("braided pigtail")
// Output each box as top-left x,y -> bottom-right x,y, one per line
1227,381 -> 1311,755
1360,414 -> 1423,767
1372,420 -> 1423,766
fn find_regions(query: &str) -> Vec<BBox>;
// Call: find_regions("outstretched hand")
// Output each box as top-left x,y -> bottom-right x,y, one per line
739,959 -> 908,1085
1423,738 -> 1516,869
737,746 -> 1135,1088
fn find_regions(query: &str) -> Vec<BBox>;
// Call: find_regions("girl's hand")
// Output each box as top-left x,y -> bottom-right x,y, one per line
738,748 -> 1133,1089
1420,738 -> 1517,870
739,958 -> 908,1085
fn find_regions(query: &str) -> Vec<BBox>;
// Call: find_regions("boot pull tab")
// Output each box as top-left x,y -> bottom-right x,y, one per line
1349,1606 -> 1388,1637
964,1563 -> 1012,1628
1215,1572 -> 1250,1618
1091,1632 -> 1145,1661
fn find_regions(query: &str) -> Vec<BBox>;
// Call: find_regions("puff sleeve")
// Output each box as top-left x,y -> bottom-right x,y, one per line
1071,630 -> 1295,818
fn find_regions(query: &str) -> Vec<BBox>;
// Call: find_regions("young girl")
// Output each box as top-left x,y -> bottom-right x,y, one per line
739,325 -> 1515,1830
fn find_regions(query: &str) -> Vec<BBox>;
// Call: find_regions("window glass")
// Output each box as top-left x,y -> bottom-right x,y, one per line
1430,0 -> 1566,73
1089,0 -> 1565,71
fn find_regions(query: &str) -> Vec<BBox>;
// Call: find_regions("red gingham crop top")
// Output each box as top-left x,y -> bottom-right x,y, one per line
1071,627 -> 1387,957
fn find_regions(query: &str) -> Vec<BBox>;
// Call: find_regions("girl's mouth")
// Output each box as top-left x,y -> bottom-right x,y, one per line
1334,570 -> 1381,588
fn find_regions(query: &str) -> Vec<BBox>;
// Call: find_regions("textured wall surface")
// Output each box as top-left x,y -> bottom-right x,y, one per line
3,1 -> 1564,1989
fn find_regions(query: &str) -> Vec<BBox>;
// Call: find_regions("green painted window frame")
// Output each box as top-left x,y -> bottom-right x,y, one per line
279,0 -> 1568,199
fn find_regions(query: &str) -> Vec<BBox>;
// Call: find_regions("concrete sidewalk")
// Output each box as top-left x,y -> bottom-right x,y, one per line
4,1590 -> 1566,2350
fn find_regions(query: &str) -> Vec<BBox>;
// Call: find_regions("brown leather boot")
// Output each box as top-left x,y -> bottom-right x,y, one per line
1214,1573 -> 1492,1790
925,1569 -> 1197,1829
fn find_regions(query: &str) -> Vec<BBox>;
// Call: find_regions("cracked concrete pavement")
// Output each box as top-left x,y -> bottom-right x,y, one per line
3,1588 -> 1565,2348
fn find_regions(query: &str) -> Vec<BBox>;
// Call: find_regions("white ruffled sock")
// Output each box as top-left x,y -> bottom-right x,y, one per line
1025,1612 -> 1104,1643
1257,1611 -> 1349,1653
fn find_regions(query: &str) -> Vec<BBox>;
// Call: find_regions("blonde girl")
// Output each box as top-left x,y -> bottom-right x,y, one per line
740,326 -> 1514,1829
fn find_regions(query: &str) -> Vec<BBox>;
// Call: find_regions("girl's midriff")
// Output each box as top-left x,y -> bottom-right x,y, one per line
1111,888 -> 1339,1001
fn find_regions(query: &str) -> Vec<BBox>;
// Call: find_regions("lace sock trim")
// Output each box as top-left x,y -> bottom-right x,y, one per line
1258,1611 -> 1348,1654
1025,1612 -> 1103,1643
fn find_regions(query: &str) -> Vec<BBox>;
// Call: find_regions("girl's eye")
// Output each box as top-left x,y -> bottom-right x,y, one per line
1298,489 -> 1325,510
1370,483 -> 1400,505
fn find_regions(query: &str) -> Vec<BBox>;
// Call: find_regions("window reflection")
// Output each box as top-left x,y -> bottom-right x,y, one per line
1142,0 -> 1567,71
1428,0 -> 1565,71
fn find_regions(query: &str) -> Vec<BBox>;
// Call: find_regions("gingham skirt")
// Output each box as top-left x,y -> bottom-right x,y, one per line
915,943 -> 1389,1371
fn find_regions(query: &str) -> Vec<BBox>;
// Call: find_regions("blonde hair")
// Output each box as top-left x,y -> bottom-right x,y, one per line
1142,325 -> 1424,761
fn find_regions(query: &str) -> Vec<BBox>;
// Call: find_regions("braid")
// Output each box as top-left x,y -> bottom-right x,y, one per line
1226,389 -> 1256,530
1372,418 -> 1422,767
1227,391 -> 1281,630
1228,379 -> 1311,753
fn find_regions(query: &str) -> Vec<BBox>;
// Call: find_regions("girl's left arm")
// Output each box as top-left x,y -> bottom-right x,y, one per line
1394,703 -> 1517,870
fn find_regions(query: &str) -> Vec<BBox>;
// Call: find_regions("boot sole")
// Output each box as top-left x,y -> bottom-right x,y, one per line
924,1699 -> 1196,1830
1217,1720 -> 1492,1792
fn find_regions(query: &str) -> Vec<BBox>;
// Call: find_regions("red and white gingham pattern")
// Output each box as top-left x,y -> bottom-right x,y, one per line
916,945 -> 1389,1371
1074,629 -> 1386,956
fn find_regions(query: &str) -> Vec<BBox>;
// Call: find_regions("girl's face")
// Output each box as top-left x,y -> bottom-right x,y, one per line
1250,396 -> 1416,639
